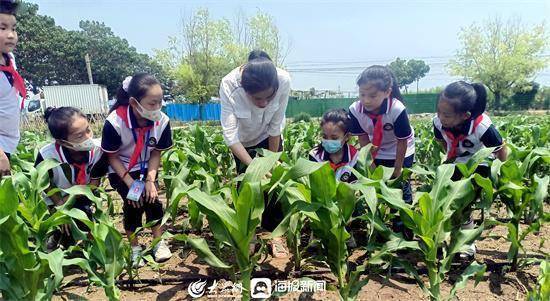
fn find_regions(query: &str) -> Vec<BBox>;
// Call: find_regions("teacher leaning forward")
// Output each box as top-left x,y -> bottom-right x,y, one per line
219,50 -> 290,258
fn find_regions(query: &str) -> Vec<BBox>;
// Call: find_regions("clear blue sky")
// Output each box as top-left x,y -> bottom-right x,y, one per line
29,0 -> 550,92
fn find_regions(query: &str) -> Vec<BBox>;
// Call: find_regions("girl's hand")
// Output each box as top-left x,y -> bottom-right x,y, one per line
128,197 -> 143,208
145,180 -> 158,203
391,167 -> 403,179
0,152 -> 11,177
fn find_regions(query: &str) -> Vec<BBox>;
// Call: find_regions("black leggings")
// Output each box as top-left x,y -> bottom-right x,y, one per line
233,137 -> 284,232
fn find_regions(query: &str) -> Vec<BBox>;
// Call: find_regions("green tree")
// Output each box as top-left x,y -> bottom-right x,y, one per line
15,2 -> 168,95
407,59 -> 430,93
510,81 -> 540,110
79,20 -> 167,94
388,58 -> 414,93
15,2 -> 89,86
155,8 -> 289,103
448,17 -> 549,111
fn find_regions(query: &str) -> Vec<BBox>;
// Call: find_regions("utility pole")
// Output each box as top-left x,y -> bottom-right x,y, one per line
85,53 -> 93,84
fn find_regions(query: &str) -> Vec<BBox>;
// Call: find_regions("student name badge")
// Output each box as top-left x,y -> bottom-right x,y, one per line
127,180 -> 145,202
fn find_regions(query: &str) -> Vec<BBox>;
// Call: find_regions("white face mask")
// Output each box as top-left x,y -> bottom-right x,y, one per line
135,100 -> 162,122
62,137 -> 95,152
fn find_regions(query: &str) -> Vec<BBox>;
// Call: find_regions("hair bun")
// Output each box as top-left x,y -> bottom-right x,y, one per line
44,106 -> 56,122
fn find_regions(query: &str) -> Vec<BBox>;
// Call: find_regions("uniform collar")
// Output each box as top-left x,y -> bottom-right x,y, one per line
443,117 -> 476,136
55,144 -> 90,164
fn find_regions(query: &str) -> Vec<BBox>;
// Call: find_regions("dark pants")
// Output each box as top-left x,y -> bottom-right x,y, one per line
233,137 -> 284,232
451,165 -> 491,227
109,170 -> 164,232
374,154 -> 414,204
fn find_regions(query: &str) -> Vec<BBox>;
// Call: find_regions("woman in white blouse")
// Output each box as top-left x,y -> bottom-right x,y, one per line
219,50 -> 291,258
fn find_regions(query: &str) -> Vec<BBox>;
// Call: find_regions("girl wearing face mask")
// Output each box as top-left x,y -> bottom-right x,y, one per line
102,73 -> 173,266
35,106 -> 108,249
309,109 -> 358,183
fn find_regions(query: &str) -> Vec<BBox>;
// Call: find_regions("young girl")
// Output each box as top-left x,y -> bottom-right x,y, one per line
36,107 -> 108,248
0,0 -> 24,178
348,65 -> 415,203
101,73 -> 173,266
434,81 -> 507,165
309,109 -> 358,183
433,81 -> 507,259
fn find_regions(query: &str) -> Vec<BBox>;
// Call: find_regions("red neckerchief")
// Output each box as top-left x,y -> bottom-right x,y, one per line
362,99 -> 392,159
0,55 -> 26,109
444,115 -> 484,160
55,143 -> 93,185
116,106 -> 153,177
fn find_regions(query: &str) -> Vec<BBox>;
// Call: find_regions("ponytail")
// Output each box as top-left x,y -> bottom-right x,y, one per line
389,71 -> 403,101
110,73 -> 160,113
111,87 -> 130,112
471,83 -> 487,118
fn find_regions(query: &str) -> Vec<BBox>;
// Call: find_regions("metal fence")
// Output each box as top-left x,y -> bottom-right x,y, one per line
164,93 -> 439,121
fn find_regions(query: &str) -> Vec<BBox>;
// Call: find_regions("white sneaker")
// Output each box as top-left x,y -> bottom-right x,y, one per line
131,245 -> 145,268
153,240 -> 172,262
459,243 -> 476,260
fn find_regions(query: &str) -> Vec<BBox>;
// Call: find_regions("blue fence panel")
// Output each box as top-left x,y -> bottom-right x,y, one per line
203,103 -> 221,120
165,103 -> 221,122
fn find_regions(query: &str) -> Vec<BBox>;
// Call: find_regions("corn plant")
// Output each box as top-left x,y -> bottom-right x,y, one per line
79,222 -> 128,301
272,159 -> 420,301
489,146 -> 550,270
373,163 -> 488,301
526,260 -> 550,301
0,174 -> 94,301
176,151 -> 281,301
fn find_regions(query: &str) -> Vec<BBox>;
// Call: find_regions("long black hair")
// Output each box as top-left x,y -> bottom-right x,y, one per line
0,0 -> 19,15
241,50 -> 279,95
356,65 -> 403,101
110,73 -> 160,112
439,81 -> 487,118
44,106 -> 86,140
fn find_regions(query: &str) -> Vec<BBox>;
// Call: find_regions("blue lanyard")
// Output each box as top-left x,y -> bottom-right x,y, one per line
131,128 -> 150,180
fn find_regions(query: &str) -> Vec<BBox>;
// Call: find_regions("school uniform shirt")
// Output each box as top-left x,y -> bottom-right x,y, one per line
220,66 -> 291,148
101,105 -> 172,174
348,98 -> 415,160
309,143 -> 359,183
0,53 -> 21,154
433,113 -> 504,164
35,139 -> 108,205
